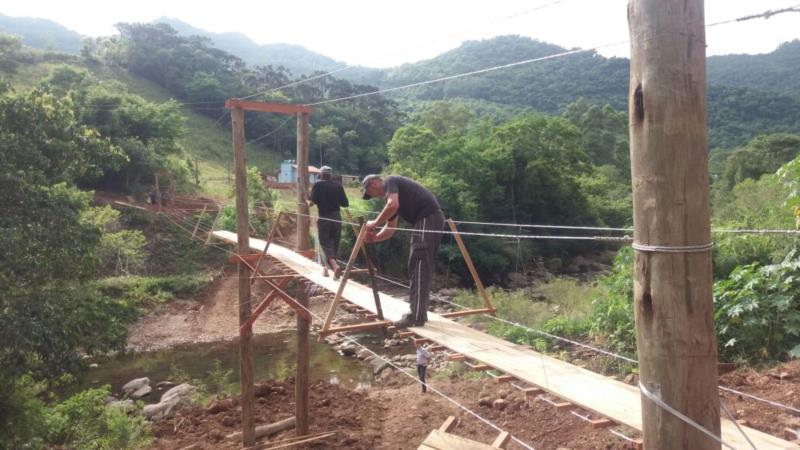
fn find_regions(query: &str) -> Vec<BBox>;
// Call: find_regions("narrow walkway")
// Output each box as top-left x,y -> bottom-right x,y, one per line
214,230 -> 798,449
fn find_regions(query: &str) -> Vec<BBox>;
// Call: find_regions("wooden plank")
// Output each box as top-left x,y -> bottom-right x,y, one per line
439,416 -> 457,432
440,308 -> 495,319
446,354 -> 466,361
420,429 -> 497,450
398,332 -> 415,339
491,431 -> 510,449
318,321 -> 392,336
429,345 -> 445,352
225,99 -> 313,114
495,375 -> 515,383
468,363 -> 490,371
521,388 -> 545,398
296,113 -> 310,251
250,211 -> 281,284
212,232 -> 800,450
446,219 -> 494,313
191,205 -> 208,238
296,286 -> 309,435
590,418 -> 615,429
320,225 -> 368,333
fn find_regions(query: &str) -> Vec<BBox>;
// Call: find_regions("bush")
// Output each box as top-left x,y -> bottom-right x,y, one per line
46,386 -> 152,449
588,247 -> 637,357
95,272 -> 213,309
714,250 -> 800,363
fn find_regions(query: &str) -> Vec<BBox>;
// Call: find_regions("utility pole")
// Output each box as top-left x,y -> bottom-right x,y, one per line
231,106 -> 255,447
296,112 -> 310,251
628,1 -> 720,449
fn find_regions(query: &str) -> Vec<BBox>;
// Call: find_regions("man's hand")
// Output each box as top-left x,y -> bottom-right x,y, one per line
365,219 -> 379,231
364,229 -> 378,243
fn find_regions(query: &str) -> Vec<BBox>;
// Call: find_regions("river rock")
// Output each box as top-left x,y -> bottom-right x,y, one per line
107,399 -> 136,414
131,385 -> 152,399
142,383 -> 196,421
372,359 -> 390,376
339,344 -> 357,356
157,381 -> 176,389
122,377 -> 150,396
493,399 -> 508,410
357,348 -> 372,360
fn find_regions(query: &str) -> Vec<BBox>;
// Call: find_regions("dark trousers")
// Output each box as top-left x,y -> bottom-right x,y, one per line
417,364 -> 427,392
317,212 -> 342,262
408,211 -> 444,322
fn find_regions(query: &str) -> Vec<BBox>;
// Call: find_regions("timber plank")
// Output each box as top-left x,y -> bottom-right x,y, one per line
212,231 -> 799,450
419,429 -> 497,450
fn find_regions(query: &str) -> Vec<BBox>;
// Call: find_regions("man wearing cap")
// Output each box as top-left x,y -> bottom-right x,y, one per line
362,175 -> 444,328
309,166 -> 349,279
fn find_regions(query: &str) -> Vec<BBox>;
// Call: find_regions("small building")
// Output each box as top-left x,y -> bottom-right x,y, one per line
277,160 -> 320,184
340,174 -> 360,186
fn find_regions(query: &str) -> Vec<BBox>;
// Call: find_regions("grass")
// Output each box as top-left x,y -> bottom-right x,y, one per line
94,272 -> 214,309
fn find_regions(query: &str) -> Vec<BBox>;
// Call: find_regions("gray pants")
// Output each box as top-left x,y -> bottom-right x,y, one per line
408,211 -> 444,322
317,212 -> 342,262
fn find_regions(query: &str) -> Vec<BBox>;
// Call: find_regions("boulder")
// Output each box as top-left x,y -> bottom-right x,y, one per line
357,348 -> 372,360
493,399 -> 508,410
142,383 -> 197,421
156,381 -> 176,390
339,344 -> 357,356
372,359 -> 390,376
131,385 -> 152,399
122,377 -> 150,396
478,397 -> 494,407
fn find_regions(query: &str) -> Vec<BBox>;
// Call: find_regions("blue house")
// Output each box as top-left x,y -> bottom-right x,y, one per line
277,160 -> 320,184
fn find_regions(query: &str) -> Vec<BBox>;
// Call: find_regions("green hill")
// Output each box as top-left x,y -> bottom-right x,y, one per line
0,14 -> 83,54
154,17 -> 346,76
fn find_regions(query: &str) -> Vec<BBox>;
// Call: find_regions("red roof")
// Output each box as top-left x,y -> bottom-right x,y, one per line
292,164 -> 320,174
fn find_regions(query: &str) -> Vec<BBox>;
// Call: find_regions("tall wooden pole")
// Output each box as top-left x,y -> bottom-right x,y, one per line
231,106 -> 256,446
296,112 -> 310,252
628,1 -> 720,449
295,282 -> 310,436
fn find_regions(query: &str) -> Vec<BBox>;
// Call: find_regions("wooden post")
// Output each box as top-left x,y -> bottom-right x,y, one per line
295,282 -> 310,436
446,219 -> 495,312
231,106 -> 256,446
628,1 -> 720,449
296,112 -> 310,251
191,205 -> 208,239
205,206 -> 225,246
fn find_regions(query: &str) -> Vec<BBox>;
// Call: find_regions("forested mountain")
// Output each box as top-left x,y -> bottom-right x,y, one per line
707,40 -> 800,96
154,17 -> 347,76
0,14 -> 83,53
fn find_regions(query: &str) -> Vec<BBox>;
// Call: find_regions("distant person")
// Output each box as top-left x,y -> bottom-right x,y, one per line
361,175 -> 443,328
416,341 -> 432,394
309,166 -> 349,279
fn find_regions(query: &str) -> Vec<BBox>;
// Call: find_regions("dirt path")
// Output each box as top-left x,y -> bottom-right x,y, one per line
127,268 -> 332,352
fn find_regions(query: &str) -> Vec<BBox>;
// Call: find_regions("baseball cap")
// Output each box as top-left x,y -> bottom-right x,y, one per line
320,165 -> 332,174
361,174 -> 381,200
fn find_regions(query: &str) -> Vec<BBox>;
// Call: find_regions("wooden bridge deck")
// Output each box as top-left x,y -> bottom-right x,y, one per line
214,230 -> 798,449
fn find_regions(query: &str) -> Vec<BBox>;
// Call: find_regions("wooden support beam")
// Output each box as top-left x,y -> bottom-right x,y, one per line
429,345 -> 445,352
521,387 -> 545,398
491,431 -> 510,449
205,206 -> 224,246
296,286 -> 309,436
250,211 -> 282,285
554,401 -> 573,411
468,363 -> 490,371
318,320 -> 392,336
414,338 -> 431,346
495,375 -> 515,383
446,354 -> 466,361
320,225 -> 368,333
398,331 -> 415,339
191,205 -> 208,238
252,274 -> 304,280
440,308 -> 496,319
590,419 -> 615,429
629,1 -> 719,449
231,105 -> 255,447
240,277 -> 292,333
439,416 -> 458,433
296,112 -> 310,251
446,219 -> 495,313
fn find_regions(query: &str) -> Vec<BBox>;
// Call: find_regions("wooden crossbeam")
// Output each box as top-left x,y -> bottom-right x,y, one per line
414,338 -> 431,346
398,331 -> 415,339
240,277 -> 293,333
318,320 -> 392,336
446,354 -> 467,361
429,345 -> 445,352
440,308 -> 496,319
191,205 -> 208,238
225,99 -> 313,114
468,363 -> 491,371
491,431 -> 511,449
439,416 -> 458,433
495,375 -> 515,383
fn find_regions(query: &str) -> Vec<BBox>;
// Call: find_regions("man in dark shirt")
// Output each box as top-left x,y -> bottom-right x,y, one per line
362,174 -> 444,328
309,166 -> 349,279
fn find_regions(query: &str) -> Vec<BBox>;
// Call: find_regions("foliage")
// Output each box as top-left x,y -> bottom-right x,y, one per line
0,374 -> 48,448
716,133 -> 800,190
94,272 -> 213,309
46,385 -> 152,449
714,251 -> 800,363
83,206 -> 147,275
588,247 -> 637,357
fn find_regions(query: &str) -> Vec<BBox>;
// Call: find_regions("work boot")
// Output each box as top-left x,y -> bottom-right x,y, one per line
393,313 -> 425,329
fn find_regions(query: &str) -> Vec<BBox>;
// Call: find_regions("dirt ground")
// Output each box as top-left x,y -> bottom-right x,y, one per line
131,266 -> 800,449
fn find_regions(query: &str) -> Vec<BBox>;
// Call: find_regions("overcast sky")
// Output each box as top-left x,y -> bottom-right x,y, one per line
3,0 -> 799,67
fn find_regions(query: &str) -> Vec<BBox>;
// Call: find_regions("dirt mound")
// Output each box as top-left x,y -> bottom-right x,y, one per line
151,379 -> 384,449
